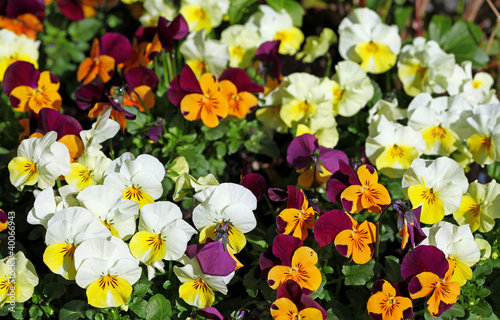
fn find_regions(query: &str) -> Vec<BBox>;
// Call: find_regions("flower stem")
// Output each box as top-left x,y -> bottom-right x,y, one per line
324,53 -> 332,78
375,203 -> 391,262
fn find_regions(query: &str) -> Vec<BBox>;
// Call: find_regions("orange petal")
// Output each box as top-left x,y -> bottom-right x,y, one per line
427,281 -> 460,317
341,185 -> 363,213
199,73 -> 219,95
180,93 -> 204,121
299,308 -> 323,319
90,38 -> 100,58
200,91 -> 228,128
278,208 -> 300,235
334,229 -> 354,259
291,246 -> 318,267
267,265 -> 292,290
409,272 -> 440,299
77,57 -> 98,84
357,165 -> 379,187
361,183 -> 391,214
270,298 -> 298,318
351,221 -> 376,264
9,86 -> 34,112
97,55 -> 115,84
29,91 -> 62,114
58,135 -> 84,162
38,71 -> 60,92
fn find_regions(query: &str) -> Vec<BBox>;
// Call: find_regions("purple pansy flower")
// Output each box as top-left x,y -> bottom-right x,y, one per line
393,200 -> 426,250
185,240 -> 236,277
256,40 -> 282,82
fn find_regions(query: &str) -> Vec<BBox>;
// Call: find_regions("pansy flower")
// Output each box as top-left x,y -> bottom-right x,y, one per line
66,150 -> 112,190
0,251 -> 38,308
401,245 -> 460,317
129,201 -> 197,279
402,157 -> 468,224
8,131 -> 71,191
333,212 -> 377,264
3,61 -> 61,114
174,255 -> 234,309
367,280 -> 413,320
74,237 -> 142,308
256,40 -> 282,82
0,0 -> 44,39
239,161 -> 267,202
218,68 -> 264,119
393,200 -> 426,250
276,186 -> 316,241
270,280 -> 327,320
286,133 -> 349,189
197,307 -> 230,320
259,234 -> 303,277
0,29 -> 39,81
0,210 -> 7,233
220,25 -> 261,69
267,243 -> 322,293
27,185 -> 79,228
340,164 -> 391,214
180,72 -> 229,128
77,32 -> 132,85
179,0 -> 229,33
121,66 -> 159,113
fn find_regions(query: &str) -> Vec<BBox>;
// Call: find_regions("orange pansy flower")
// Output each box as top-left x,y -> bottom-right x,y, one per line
341,164 -> 391,213
77,38 -> 115,85
276,190 -> 316,241
0,13 -> 43,39
367,280 -> 413,320
219,80 -> 258,119
9,71 -> 62,114
270,298 -> 323,320
180,73 -> 229,128
267,246 -> 322,293
334,215 -> 376,264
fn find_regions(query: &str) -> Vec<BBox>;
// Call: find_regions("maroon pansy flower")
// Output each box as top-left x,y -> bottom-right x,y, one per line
393,200 -> 426,250
167,64 -> 202,107
273,280 -> 327,319
256,40 -> 282,82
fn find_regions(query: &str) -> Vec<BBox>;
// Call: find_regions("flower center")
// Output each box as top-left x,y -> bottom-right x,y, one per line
98,275 -> 118,290
147,234 -> 164,251
472,80 -> 482,89
332,87 -> 344,103
421,188 -> 436,204
431,125 -> 447,139
24,161 -> 37,177
365,42 -> 378,53
390,144 -> 404,158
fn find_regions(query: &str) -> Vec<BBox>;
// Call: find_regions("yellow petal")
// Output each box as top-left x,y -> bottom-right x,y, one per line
179,279 -> 214,309
43,243 -> 77,280
86,275 -> 132,308
129,231 -> 166,264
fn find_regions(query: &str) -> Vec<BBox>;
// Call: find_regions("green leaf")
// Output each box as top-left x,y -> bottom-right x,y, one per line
266,0 -> 285,11
394,7 -> 413,33
471,300 -> 493,317
478,287 -> 491,298
439,20 -> 488,67
228,0 -> 259,24
383,256 -> 402,284
283,0 -> 305,27
201,121 -> 228,141
146,294 -> 172,320
342,261 -> 380,286
130,299 -> 148,318
243,266 -> 260,298
428,15 -> 452,43
29,305 -> 42,319
487,162 -> 500,182
59,300 -> 87,320
228,140 -> 241,155
214,141 -> 227,158
68,18 -> 103,42
43,282 -> 66,301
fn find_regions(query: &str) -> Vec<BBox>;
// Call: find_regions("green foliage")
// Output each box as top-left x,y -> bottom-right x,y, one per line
342,261 -> 381,286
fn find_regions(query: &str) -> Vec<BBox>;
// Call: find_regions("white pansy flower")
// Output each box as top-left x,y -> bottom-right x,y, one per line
179,0 -> 229,33
220,25 -> 261,68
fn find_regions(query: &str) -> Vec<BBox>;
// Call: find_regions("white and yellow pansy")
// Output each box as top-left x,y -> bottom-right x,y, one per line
129,201 -> 197,280
43,207 -> 112,280
397,37 -> 455,97
27,185 -> 79,228
0,29 -> 40,81
77,185 -> 139,240
79,107 -> 120,154
328,60 -> 374,117
174,255 -> 234,309
0,252 -> 38,307
367,98 -> 407,137
245,5 -> 304,55
296,113 -> 339,148
74,237 -> 142,308
8,131 -> 71,191
179,0 -> 229,33
138,0 -> 176,26
220,25 -> 261,69
180,30 -> 229,78
192,183 -> 257,254
338,7 -> 401,74
66,150 -> 112,190
402,157 -> 468,225
103,152 -> 165,208
453,180 -> 500,233
420,221 -> 480,286
366,117 -> 425,178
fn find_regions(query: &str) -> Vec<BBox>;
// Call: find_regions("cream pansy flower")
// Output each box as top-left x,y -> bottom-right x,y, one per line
279,73 -> 333,128
74,237 -> 142,308
220,25 -> 261,69
104,152 -> 165,208
453,180 -> 500,233
397,37 -> 455,97
180,30 -> 229,78
366,117 -> 425,178
0,252 -> 38,307
367,98 -> 407,137
329,60 -> 374,117
139,0 -> 176,26
0,29 -> 39,81
66,150 -> 112,190
447,61 -> 499,106
129,201 -> 197,280
338,7 -> 401,74
43,207 -> 112,280
174,255 -> 234,309
245,5 -> 304,55
179,0 -> 229,33
402,157 -> 468,224
8,131 -> 71,191
192,183 -> 257,254
80,107 -> 120,154
420,221 -> 480,286
77,185 -> 139,240
296,114 -> 339,148
454,103 -> 500,166
27,185 -> 80,228
407,94 -> 471,156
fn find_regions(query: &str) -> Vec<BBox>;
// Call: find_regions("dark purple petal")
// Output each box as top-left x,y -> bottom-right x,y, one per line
256,40 -> 281,81
7,0 -> 45,21
341,199 -> 353,212
318,148 -> 349,174
401,245 -> 449,281
157,16 -> 174,51
36,108 -> 83,139
0,209 -> 7,224
286,185 -> 304,210
276,279 -> 302,305
145,120 -> 163,143
186,241 -> 236,276
167,65 -> 202,107
241,173 -> 267,201
370,279 -> 386,294
313,209 -> 352,247
3,61 -> 39,95
125,67 -> 159,91
74,84 -> 107,110
100,33 -> 132,64
135,26 -> 157,44
259,247 -> 281,277
196,307 -> 225,320
286,134 -> 318,170
268,188 -> 288,202
272,234 -> 303,267
325,177 -> 349,204
369,313 -> 383,320
56,0 -> 84,21
219,68 -> 264,93
169,14 -> 189,40
298,293 -> 327,318
336,244 -> 348,256
276,216 -> 287,234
